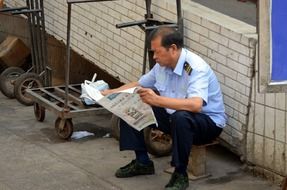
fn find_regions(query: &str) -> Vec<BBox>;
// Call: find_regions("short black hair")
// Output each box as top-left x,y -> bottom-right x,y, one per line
149,26 -> 183,49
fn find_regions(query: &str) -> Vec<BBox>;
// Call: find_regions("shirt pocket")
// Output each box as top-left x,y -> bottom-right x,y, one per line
154,82 -> 166,95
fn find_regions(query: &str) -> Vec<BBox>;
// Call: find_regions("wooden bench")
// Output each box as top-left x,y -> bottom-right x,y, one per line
165,140 -> 219,180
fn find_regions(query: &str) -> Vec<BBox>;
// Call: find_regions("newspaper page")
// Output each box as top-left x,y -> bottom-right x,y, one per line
84,85 -> 158,131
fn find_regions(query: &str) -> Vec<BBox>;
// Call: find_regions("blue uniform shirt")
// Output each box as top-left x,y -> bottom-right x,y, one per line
138,48 -> 227,128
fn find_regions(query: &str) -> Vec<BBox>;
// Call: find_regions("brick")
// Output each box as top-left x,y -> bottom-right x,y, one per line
247,103 -> 255,132
240,35 -> 250,47
221,27 -> 241,42
224,95 -> 239,111
246,132 -> 254,161
183,10 -> 201,25
265,107 -> 275,139
187,40 -> 208,56
234,91 -> 249,106
255,91 -> 265,105
218,45 -> 239,61
233,110 -> 239,119
254,104 -> 264,135
220,130 -> 233,145
264,138 -> 275,170
221,84 -> 235,98
228,117 -> 242,131
274,141 -> 286,174
265,93 -> 275,108
275,110 -> 285,142
201,19 -> 220,33
114,34 -> 127,47
191,23 -> 209,37
237,73 -> 251,87
184,29 -> 200,43
120,45 -> 133,59
227,58 -> 249,76
204,57 -> 217,70
228,40 -> 249,56
225,105 -> 234,117
132,52 -> 143,64
254,134 -> 264,164
249,47 -> 256,58
209,31 -> 228,47
199,36 -> 218,51
275,93 -> 286,110
231,128 -> 243,141
238,54 -> 254,67
208,50 -> 227,65
115,49 -> 127,62
218,64 -> 237,80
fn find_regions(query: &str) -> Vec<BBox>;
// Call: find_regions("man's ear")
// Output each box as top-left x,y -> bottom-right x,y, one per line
170,44 -> 178,51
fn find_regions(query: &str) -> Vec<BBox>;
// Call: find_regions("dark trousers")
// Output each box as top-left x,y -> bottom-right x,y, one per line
119,106 -> 222,171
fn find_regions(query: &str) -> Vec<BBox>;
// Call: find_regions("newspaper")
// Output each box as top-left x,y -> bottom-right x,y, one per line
84,85 -> 158,131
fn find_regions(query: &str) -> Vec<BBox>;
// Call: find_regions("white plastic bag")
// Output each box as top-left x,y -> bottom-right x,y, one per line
80,73 -> 109,105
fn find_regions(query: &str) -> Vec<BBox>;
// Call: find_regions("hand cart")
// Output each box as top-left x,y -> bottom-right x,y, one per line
26,0 -> 117,140
0,0 -> 52,105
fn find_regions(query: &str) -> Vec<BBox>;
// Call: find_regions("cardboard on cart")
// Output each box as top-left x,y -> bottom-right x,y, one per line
0,35 -> 30,68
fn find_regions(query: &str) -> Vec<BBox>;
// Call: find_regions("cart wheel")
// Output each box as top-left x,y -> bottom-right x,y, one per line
14,72 -> 43,106
144,128 -> 172,157
111,114 -> 120,140
34,102 -> 45,122
0,67 -> 25,98
55,118 -> 73,140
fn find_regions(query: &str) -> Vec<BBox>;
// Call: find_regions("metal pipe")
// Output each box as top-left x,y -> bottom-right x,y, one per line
176,0 -> 183,35
142,34 -> 148,75
30,0 -> 40,74
145,0 -> 152,19
26,0 -> 36,73
67,0 -> 116,4
65,3 -> 72,110
0,6 -> 27,12
35,0 -> 44,75
40,0 -> 51,86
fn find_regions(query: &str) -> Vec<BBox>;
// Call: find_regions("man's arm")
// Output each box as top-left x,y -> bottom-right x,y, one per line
101,81 -> 139,96
137,88 -> 203,113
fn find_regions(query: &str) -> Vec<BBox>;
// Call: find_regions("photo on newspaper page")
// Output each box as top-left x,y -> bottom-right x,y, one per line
84,85 -> 158,131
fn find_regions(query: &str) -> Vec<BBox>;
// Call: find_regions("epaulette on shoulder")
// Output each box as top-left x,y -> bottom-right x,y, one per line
183,61 -> 192,75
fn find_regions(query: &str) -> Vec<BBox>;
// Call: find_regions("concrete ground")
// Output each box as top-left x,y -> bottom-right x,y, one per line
0,92 -> 280,190
191,0 -> 257,26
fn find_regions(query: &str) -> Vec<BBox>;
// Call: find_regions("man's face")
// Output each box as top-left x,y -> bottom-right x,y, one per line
151,37 -> 174,68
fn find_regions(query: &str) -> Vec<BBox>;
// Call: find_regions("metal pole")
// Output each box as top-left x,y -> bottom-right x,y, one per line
65,3 -> 72,110
39,0 -> 51,86
30,0 -> 40,74
26,0 -> 36,73
145,0 -> 152,19
176,0 -> 183,35
35,0 -> 44,75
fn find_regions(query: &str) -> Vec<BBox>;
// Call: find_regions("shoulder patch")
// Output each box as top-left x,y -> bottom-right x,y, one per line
183,61 -> 192,75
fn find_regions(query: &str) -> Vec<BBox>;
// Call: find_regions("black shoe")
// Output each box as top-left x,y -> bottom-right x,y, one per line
165,172 -> 189,190
115,159 -> 155,178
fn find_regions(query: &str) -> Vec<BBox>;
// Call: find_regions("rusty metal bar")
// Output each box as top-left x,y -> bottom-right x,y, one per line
64,3 -> 72,110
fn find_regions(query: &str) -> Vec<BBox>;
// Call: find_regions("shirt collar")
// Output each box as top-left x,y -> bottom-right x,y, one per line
173,48 -> 187,76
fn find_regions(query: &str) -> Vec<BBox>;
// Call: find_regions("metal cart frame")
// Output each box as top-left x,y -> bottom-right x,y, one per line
0,0 -> 52,105
27,0 -> 116,139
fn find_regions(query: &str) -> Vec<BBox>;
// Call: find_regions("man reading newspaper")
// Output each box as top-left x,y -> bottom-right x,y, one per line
101,27 -> 227,190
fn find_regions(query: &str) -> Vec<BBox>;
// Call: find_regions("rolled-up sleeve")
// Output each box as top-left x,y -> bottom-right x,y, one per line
138,64 -> 158,88
187,69 -> 209,105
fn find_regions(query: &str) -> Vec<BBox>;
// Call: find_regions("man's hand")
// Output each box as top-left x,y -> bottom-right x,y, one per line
137,88 -> 159,105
